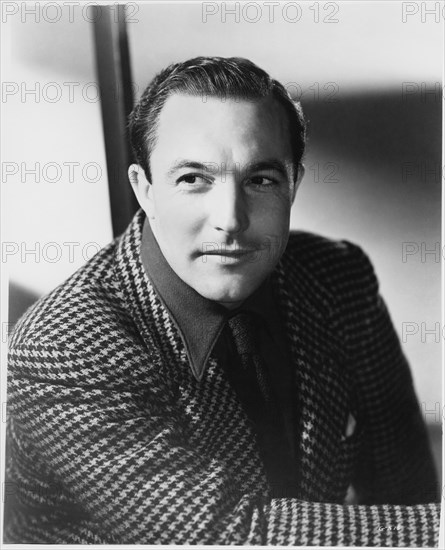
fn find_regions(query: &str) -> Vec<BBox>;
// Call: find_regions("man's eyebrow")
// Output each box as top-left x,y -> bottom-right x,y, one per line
167,160 -> 216,178
246,159 -> 290,178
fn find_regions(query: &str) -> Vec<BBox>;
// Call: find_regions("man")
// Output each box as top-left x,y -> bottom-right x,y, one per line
4,57 -> 440,545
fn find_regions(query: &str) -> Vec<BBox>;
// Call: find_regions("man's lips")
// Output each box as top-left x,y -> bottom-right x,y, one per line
194,245 -> 269,263
202,248 -> 258,257
192,242 -> 273,261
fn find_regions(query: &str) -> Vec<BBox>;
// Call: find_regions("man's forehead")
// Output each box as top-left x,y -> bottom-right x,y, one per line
152,93 -> 293,167
157,92 -> 288,126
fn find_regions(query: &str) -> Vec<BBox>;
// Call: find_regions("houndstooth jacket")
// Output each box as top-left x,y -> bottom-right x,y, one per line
4,209 -> 440,546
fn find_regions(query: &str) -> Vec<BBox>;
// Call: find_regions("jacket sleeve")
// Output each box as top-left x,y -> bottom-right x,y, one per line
335,241 -> 439,506
6,336 -> 440,546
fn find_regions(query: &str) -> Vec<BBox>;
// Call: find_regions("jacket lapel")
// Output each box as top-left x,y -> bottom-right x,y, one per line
272,245 -> 354,502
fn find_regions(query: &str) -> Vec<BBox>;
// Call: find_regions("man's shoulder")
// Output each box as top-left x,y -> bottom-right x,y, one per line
9,237 -> 132,353
286,230 -> 372,266
7,212 -> 163,389
279,230 -> 379,305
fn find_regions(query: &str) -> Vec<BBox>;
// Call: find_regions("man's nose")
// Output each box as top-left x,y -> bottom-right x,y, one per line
208,180 -> 248,235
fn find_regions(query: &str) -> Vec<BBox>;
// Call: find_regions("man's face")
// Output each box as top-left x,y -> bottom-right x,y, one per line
142,93 -> 299,309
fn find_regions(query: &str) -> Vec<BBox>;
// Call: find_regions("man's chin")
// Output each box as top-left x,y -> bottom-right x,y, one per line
192,281 -> 260,309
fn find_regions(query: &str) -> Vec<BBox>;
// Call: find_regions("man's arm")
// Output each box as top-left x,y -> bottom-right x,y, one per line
6,338 -> 440,546
336,242 -> 439,506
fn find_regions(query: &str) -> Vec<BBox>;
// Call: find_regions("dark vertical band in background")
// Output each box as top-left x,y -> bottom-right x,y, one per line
93,5 -> 139,238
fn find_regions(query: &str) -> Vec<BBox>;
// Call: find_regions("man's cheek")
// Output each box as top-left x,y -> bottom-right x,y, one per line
158,208 -> 189,235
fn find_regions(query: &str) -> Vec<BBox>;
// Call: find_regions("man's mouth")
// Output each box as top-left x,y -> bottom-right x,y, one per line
203,248 -> 257,257
196,244 -> 267,264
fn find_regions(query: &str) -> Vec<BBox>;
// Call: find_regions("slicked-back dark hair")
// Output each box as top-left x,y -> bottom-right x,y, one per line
128,56 -> 306,182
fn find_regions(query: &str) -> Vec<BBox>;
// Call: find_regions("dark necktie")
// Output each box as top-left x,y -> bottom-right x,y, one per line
228,312 -> 272,412
227,312 -> 298,497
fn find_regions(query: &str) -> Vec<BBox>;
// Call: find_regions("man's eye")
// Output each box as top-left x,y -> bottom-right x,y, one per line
247,176 -> 277,187
177,174 -> 210,186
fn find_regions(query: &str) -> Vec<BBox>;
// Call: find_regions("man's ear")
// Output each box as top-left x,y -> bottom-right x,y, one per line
128,164 -> 155,219
291,163 -> 305,204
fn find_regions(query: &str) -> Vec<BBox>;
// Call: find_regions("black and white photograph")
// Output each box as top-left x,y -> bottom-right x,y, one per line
1,0 -> 443,546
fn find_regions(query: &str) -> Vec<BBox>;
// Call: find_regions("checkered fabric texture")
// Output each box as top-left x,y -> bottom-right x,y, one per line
4,209 -> 441,545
